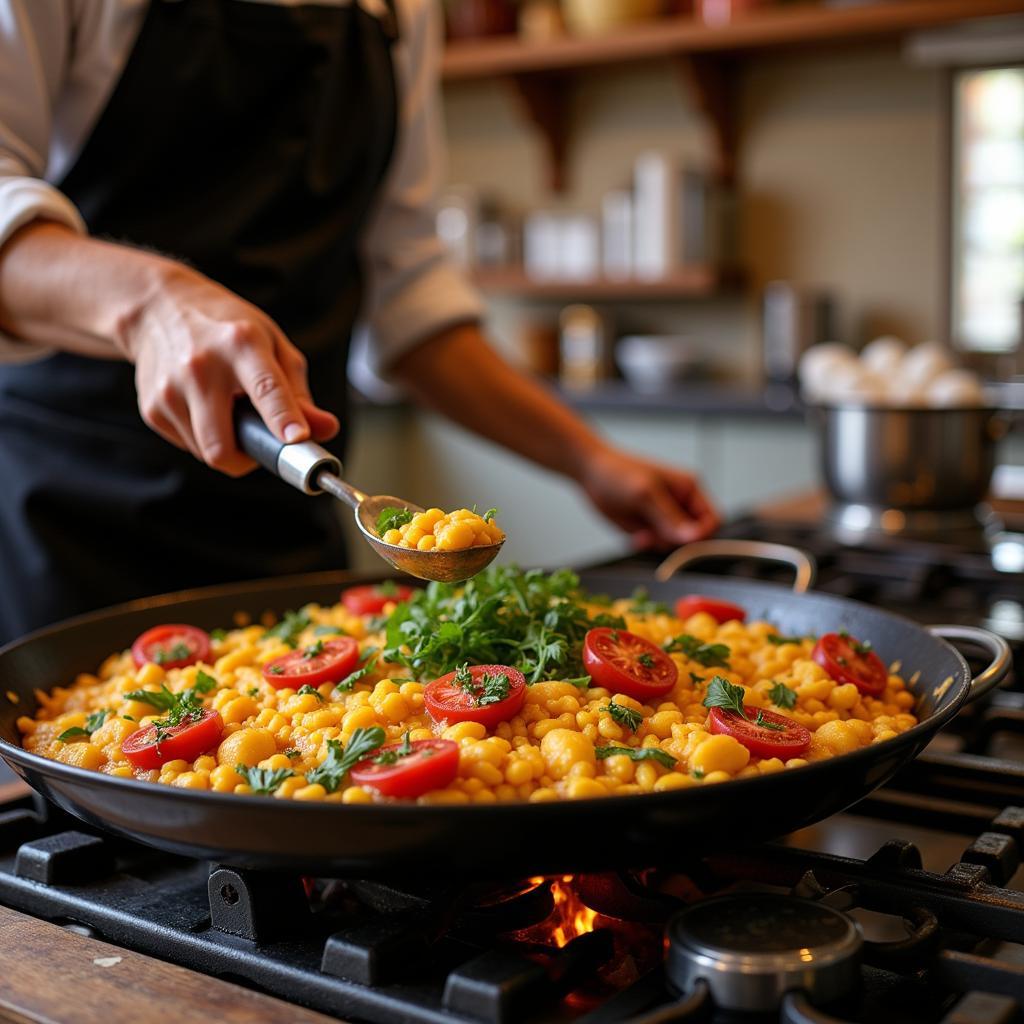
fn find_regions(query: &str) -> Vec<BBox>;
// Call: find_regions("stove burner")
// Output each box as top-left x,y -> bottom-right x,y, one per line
666,893 -> 862,1012
826,502 -> 1000,547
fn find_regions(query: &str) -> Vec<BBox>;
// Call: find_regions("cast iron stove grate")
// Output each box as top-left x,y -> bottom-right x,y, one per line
1,747 -> 1024,1024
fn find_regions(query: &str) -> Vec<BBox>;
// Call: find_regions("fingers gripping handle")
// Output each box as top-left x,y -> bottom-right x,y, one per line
233,403 -> 341,495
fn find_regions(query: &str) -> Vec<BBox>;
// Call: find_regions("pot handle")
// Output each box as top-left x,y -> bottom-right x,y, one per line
926,624 -> 1012,703
654,540 -> 817,593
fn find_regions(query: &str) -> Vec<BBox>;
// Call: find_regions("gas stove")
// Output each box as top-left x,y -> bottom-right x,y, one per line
3,510 -> 1024,1023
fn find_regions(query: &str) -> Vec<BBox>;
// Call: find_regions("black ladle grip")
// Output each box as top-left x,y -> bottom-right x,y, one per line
233,402 -> 341,495
234,403 -> 285,477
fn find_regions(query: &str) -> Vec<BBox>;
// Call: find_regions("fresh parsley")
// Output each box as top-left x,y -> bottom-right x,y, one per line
314,625 -> 346,637
307,726 -> 386,792
303,639 -> 325,660
153,641 -> 191,665
628,586 -> 669,615
767,633 -> 811,646
267,665 -> 284,676
601,699 -> 642,732
210,628 -> 228,642
839,630 -> 873,656
382,566 -> 625,683
564,676 -> 592,689
334,652 -> 379,693
452,663 -> 511,707
768,681 -> 798,709
373,731 -> 414,765
284,748 -> 301,759
377,580 -> 399,597
692,767 -> 705,780
755,710 -> 787,732
689,672 -> 705,686
298,684 -> 324,701
247,686 -> 260,698
58,707 -> 110,743
483,508 -> 499,523
123,682 -> 178,711
595,745 -> 676,769
702,676 -> 748,717
376,506 -> 414,536
663,634 -> 731,669
235,765 -> 294,795
265,609 -> 311,649
637,652 -> 656,669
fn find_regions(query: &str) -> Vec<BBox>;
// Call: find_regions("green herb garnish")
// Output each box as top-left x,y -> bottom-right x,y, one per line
689,672 -> 705,686
265,609 -> 312,649
453,663 -> 511,707
629,586 -> 669,615
284,748 -> 301,759
664,634 -> 731,668
564,676 -> 592,689
483,508 -> 499,523
153,641 -> 191,666
601,699 -> 642,732
595,745 -> 676,769
210,628 -> 228,642
303,639 -> 325,660
755,710 -> 787,732
314,625 -> 345,637
767,633 -> 810,646
692,767 -> 705,780
373,731 -> 415,766
235,764 -> 294,795
768,681 -> 798,709
247,686 -> 260,698
838,630 -> 873,656
298,684 -> 324,701
702,676 -> 747,717
376,506 -> 414,536
377,580 -> 399,597
335,652 -> 379,693
307,726 -> 386,792
58,706 -> 110,743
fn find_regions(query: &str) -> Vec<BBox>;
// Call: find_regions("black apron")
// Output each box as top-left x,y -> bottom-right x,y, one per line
0,0 -> 399,643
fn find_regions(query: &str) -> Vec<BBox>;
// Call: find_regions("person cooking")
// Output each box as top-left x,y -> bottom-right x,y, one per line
0,0 -> 719,645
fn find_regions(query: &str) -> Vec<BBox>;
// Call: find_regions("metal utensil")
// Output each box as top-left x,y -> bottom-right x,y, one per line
234,407 -> 503,582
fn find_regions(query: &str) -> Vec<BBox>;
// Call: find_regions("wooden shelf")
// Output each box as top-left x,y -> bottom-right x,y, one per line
442,0 -> 1024,80
473,267 -> 734,300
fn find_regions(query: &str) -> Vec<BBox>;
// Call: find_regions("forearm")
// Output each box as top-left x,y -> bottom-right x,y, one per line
0,220 -> 167,359
391,324 -> 610,482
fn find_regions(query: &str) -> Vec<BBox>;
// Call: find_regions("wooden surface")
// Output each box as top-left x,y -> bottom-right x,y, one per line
0,904 -> 340,1024
442,0 -> 1024,80
472,266 -> 731,299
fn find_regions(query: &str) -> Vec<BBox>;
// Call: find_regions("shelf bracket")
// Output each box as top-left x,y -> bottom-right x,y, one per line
677,55 -> 738,186
508,72 -> 572,193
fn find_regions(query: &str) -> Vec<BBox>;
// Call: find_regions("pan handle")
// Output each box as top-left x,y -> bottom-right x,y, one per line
654,540 -> 817,593
926,625 -> 1012,704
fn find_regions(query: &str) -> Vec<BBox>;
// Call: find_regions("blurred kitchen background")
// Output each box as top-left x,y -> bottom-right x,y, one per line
343,0 -> 1024,569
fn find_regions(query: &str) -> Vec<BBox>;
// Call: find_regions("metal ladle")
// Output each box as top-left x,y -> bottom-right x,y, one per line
235,407 -> 503,583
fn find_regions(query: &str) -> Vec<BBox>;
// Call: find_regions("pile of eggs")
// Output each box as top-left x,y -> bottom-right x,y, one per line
799,338 -> 988,408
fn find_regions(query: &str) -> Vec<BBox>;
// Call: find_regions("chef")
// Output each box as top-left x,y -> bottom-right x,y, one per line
0,0 -> 719,644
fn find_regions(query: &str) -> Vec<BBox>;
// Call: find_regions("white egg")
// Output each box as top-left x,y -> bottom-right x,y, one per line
928,369 -> 987,408
798,343 -> 859,401
899,342 -> 954,390
826,362 -> 887,404
860,335 -> 907,377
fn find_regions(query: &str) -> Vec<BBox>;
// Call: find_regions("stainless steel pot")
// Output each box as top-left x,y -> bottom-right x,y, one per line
814,404 -> 1007,510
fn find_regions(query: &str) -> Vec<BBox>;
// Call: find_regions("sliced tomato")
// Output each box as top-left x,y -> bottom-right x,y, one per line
674,596 -> 746,624
708,705 -> 811,759
342,583 -> 417,616
262,637 -> 361,689
424,664 -> 527,730
350,738 -> 459,798
812,632 -> 887,696
122,707 -> 223,770
131,624 -> 211,670
582,627 -> 678,702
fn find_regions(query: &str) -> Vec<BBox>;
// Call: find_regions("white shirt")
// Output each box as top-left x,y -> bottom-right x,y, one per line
0,0 -> 481,368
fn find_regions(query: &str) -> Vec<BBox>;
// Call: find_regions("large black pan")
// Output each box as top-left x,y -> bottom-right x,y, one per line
0,542 -> 1009,877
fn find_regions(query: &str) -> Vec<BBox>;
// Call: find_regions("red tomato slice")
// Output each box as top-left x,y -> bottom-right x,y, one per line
262,637 -> 361,689
131,624 -> 211,670
341,584 -> 416,616
812,632 -> 887,696
582,627 -> 678,702
350,738 -> 459,798
674,596 -> 746,624
424,664 -> 527,730
708,705 -> 811,759
122,708 -> 223,770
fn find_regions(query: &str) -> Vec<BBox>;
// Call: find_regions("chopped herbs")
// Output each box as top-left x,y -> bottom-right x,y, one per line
637,652 -> 655,669
298,684 -> 324,701
307,726 -> 386,792
376,506 -> 414,536
601,699 -> 642,732
692,767 -> 705,780
123,683 -> 178,711
483,508 -> 499,523
702,676 -> 748,718
595,745 -> 676,769
194,671 -> 218,695
767,633 -> 810,646
564,676 -> 592,689
153,640 -> 191,665
284,748 -> 301,759
303,639 -> 325,660
265,609 -> 311,649
663,634 -> 731,668
334,652 -> 379,693
382,566 -> 625,683
839,630 -> 873,656
755,710 -> 787,732
768,681 -> 798,709
314,625 -> 345,637
689,672 -> 705,686
210,628 -> 228,642
58,706 -> 111,740
235,765 -> 294,795
377,580 -> 399,597
268,665 -> 284,676
247,686 -> 260,698
453,663 -> 511,707
628,586 -> 669,615
373,731 -> 414,766
57,727 -> 89,742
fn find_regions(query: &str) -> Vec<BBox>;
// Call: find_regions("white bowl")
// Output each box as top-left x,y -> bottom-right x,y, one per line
616,335 -> 696,393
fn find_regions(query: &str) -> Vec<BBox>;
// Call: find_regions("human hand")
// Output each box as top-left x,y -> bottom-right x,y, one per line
122,261 -> 338,475
579,446 -> 720,549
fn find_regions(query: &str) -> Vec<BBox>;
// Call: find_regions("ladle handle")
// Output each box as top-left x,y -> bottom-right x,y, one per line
233,403 -> 341,496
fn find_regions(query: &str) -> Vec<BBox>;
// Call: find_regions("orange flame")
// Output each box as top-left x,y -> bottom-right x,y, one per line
531,875 -> 597,948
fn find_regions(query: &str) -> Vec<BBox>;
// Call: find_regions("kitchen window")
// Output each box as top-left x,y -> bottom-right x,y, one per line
951,66 -> 1024,354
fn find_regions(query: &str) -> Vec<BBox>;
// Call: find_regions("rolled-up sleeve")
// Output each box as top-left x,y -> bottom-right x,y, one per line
360,0 -> 483,375
0,0 -> 86,362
